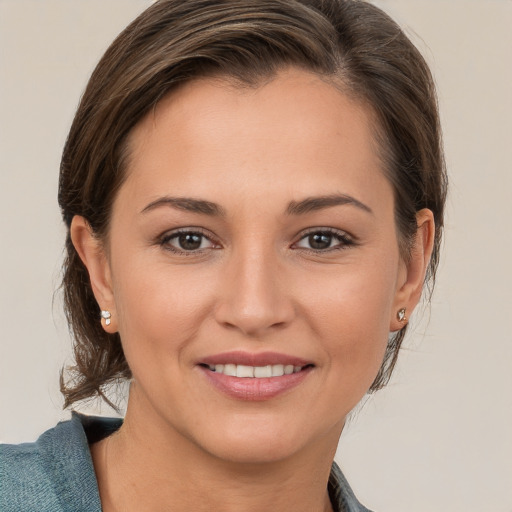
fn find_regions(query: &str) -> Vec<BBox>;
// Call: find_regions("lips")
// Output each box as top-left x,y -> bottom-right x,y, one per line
197,351 -> 314,400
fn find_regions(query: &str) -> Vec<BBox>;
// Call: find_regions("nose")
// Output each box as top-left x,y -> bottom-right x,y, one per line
214,244 -> 295,337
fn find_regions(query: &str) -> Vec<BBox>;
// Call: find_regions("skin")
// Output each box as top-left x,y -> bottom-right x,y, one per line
72,68 -> 434,512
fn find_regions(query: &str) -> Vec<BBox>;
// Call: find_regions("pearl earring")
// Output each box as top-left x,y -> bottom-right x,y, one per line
101,310 -> 112,326
397,308 -> 407,322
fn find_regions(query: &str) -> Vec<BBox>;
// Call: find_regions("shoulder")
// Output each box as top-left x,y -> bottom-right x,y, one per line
329,461 -> 374,512
0,439 -> 59,511
0,413 -> 122,512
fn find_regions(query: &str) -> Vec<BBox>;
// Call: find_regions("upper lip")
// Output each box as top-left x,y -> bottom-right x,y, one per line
199,351 -> 312,367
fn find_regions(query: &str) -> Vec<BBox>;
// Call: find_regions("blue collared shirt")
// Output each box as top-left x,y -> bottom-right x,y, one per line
0,413 -> 372,511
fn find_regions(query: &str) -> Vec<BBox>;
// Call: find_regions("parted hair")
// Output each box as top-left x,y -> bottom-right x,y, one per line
59,0 -> 447,408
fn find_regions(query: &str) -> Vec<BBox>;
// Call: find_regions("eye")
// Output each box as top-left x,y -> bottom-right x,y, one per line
294,229 -> 354,252
160,229 -> 217,253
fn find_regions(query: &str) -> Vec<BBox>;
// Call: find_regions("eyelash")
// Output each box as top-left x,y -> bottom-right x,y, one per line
159,228 -> 218,256
158,227 -> 356,255
293,228 -> 356,253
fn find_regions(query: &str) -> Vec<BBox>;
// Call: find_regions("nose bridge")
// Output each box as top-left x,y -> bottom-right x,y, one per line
215,235 -> 294,336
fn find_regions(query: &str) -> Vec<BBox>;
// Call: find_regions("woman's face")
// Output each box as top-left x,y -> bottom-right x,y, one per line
84,68 -> 417,463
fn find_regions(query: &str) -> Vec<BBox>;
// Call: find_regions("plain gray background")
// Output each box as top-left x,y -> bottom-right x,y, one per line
1,1 -> 511,511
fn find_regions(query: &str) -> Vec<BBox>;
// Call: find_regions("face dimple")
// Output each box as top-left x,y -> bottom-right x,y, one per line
107,67 -> 402,464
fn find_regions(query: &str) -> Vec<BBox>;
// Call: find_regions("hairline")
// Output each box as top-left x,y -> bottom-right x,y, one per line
105,67 -> 407,252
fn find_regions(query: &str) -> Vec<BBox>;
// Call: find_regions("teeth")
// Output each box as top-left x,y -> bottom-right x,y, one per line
236,365 -> 254,378
223,364 -> 237,377
207,363 -> 304,378
272,364 -> 284,377
254,365 -> 272,378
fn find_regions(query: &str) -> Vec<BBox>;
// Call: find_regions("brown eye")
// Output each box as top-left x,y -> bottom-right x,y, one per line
308,233 -> 333,250
177,233 -> 203,250
161,230 -> 216,253
295,229 -> 354,252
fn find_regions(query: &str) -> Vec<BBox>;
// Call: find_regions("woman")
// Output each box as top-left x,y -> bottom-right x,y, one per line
1,0 -> 447,511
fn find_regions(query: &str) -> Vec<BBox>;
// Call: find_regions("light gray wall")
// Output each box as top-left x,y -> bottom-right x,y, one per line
1,1 -> 511,511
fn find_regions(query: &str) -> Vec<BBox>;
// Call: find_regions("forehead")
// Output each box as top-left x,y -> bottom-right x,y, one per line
120,68 -> 388,211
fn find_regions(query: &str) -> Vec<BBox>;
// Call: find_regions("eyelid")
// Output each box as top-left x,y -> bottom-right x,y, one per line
158,227 -> 221,253
156,226 -> 355,255
292,227 -> 356,251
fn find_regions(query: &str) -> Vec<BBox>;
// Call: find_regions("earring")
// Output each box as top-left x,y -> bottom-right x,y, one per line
101,310 -> 112,326
397,308 -> 407,323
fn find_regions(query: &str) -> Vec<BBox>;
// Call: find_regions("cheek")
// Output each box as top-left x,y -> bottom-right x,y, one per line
305,258 -> 398,383
110,256 -> 217,366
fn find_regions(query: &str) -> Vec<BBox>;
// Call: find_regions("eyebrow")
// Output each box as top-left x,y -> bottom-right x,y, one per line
286,194 -> 373,216
141,197 -> 226,216
141,193 -> 373,217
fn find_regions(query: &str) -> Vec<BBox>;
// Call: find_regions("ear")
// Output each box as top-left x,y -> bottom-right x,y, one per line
70,215 -> 117,333
390,208 -> 435,332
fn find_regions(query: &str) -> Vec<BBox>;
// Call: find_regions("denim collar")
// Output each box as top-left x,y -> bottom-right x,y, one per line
35,412 -> 371,512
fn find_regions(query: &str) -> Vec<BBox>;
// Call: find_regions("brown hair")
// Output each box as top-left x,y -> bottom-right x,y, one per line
59,0 -> 447,408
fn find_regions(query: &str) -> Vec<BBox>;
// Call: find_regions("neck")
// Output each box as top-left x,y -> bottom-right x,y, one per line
91,390 -> 342,512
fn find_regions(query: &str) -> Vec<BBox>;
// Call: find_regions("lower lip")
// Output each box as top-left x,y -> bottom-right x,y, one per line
199,366 -> 313,401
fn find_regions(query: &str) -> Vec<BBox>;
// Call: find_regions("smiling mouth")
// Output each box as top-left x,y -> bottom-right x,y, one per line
200,363 -> 312,378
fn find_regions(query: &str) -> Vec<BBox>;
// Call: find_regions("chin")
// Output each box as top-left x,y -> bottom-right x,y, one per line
191,416 -> 338,466
205,433 -> 304,465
